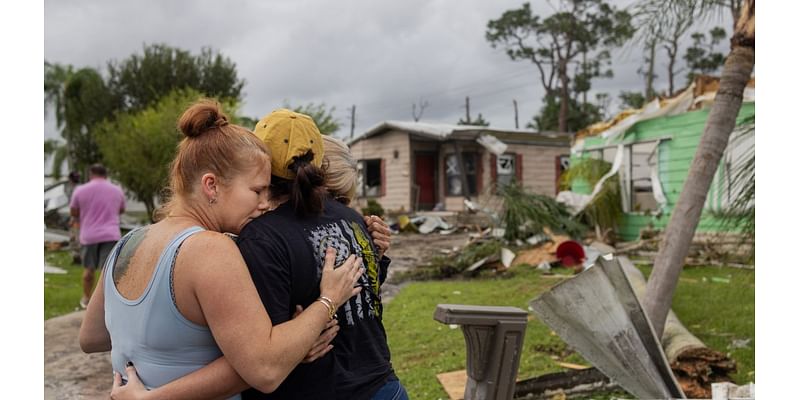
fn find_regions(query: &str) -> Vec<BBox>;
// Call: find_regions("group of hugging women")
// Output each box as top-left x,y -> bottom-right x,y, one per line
78,99 -> 408,400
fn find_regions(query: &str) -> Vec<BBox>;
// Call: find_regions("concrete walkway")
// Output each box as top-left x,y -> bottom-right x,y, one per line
44,311 -> 111,400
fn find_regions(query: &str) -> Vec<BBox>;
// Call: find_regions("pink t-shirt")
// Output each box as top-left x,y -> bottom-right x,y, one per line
70,178 -> 127,245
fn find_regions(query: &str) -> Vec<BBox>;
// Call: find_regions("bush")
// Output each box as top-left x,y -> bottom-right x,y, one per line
361,199 -> 385,217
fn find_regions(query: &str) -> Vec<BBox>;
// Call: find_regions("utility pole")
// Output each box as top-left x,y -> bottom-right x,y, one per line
513,99 -> 519,129
348,105 -> 356,139
465,96 -> 471,124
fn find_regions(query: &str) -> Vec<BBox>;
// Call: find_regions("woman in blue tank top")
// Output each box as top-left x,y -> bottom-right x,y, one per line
79,100 -> 365,399
106,110 -> 405,400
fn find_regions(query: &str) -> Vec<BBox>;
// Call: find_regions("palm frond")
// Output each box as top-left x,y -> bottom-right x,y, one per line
499,181 -> 586,241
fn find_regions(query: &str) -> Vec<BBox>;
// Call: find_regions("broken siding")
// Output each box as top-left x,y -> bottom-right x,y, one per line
509,144 -> 567,196
578,102 -> 755,241
350,130 -> 411,212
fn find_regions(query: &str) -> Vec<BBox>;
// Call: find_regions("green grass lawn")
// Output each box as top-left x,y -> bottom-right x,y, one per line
383,264 -> 755,399
44,249 -> 94,319
44,249 -> 755,398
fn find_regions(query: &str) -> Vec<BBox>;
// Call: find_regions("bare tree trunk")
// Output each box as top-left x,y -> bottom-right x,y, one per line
582,51 -> 588,106
645,39 -> 656,100
666,41 -> 678,97
558,61 -> 569,133
643,0 -> 754,338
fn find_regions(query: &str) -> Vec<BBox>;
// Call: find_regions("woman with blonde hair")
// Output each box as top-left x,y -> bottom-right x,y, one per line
322,135 -> 391,258
79,100 -> 363,399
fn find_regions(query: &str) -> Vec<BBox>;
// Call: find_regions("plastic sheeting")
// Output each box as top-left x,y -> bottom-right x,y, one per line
557,144 -> 625,214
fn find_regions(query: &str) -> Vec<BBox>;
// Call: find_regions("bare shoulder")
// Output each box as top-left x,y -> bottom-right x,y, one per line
178,231 -> 244,272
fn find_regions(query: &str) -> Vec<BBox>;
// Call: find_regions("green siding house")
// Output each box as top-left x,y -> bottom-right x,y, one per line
568,99 -> 754,241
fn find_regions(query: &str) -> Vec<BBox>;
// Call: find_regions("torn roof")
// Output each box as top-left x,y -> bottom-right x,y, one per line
575,75 -> 756,142
348,120 -> 571,146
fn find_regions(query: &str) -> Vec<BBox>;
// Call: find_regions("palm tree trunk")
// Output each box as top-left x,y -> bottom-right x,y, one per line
643,0 -> 754,338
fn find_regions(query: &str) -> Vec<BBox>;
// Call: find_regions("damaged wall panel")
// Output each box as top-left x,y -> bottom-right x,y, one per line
529,255 -> 685,399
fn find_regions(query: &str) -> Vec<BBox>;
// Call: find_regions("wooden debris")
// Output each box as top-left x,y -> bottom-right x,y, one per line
465,257 -> 489,272
511,246 -> 558,267
438,367 -> 616,400
436,370 -> 467,400
556,362 -> 591,370
513,368 -> 616,399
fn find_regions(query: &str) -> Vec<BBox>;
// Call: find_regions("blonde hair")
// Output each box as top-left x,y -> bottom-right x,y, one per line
322,135 -> 357,203
155,99 -> 270,220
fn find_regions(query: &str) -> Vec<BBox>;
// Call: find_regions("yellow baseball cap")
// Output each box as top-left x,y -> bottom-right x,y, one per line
253,108 -> 325,179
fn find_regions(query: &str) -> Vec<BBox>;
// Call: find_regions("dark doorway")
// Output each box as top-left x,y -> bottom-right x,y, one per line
414,152 -> 437,210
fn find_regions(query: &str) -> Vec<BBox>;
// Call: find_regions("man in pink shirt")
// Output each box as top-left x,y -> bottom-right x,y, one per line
70,164 -> 126,309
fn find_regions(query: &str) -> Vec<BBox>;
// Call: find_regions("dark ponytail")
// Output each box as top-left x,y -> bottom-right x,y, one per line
271,150 -> 327,217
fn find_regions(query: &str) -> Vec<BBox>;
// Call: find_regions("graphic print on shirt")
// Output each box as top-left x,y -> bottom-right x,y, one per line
306,219 -> 382,325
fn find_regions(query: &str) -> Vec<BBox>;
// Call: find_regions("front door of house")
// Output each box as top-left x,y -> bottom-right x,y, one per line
415,152 -> 436,210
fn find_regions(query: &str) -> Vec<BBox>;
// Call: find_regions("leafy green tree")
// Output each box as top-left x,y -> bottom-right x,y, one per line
44,61 -> 75,176
44,139 -> 68,179
44,62 -> 74,127
618,91 -> 647,110
107,44 -> 245,112
457,113 -> 490,127
44,64 -> 116,174
95,89 -> 200,219
235,116 -> 260,131
62,68 -> 117,172
684,27 -> 728,83
284,102 -> 341,135
486,0 -> 634,132
527,95 -> 602,132
46,45 -> 245,184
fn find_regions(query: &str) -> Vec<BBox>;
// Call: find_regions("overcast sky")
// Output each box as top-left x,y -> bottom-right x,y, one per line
44,0 -> 730,141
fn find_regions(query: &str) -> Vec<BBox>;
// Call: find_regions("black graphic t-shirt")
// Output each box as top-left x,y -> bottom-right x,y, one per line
237,197 -> 396,400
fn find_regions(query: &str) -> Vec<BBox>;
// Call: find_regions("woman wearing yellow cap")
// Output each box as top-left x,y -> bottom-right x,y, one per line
245,109 -> 406,399
111,109 -> 405,400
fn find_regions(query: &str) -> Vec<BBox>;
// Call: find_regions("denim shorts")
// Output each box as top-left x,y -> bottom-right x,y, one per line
371,378 -> 409,400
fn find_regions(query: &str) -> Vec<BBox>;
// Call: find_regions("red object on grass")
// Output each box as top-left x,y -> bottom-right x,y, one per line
556,240 -> 585,267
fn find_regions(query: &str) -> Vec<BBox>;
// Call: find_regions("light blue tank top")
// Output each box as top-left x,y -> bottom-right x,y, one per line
103,226 -> 241,399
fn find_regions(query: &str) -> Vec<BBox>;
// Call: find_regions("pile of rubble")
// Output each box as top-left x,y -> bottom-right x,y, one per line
383,209 -> 619,281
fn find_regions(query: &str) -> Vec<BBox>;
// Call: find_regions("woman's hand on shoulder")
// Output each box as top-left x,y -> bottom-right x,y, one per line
319,248 -> 363,309
364,215 -> 392,258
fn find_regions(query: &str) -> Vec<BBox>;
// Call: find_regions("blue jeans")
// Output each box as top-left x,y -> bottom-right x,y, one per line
371,378 -> 409,400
